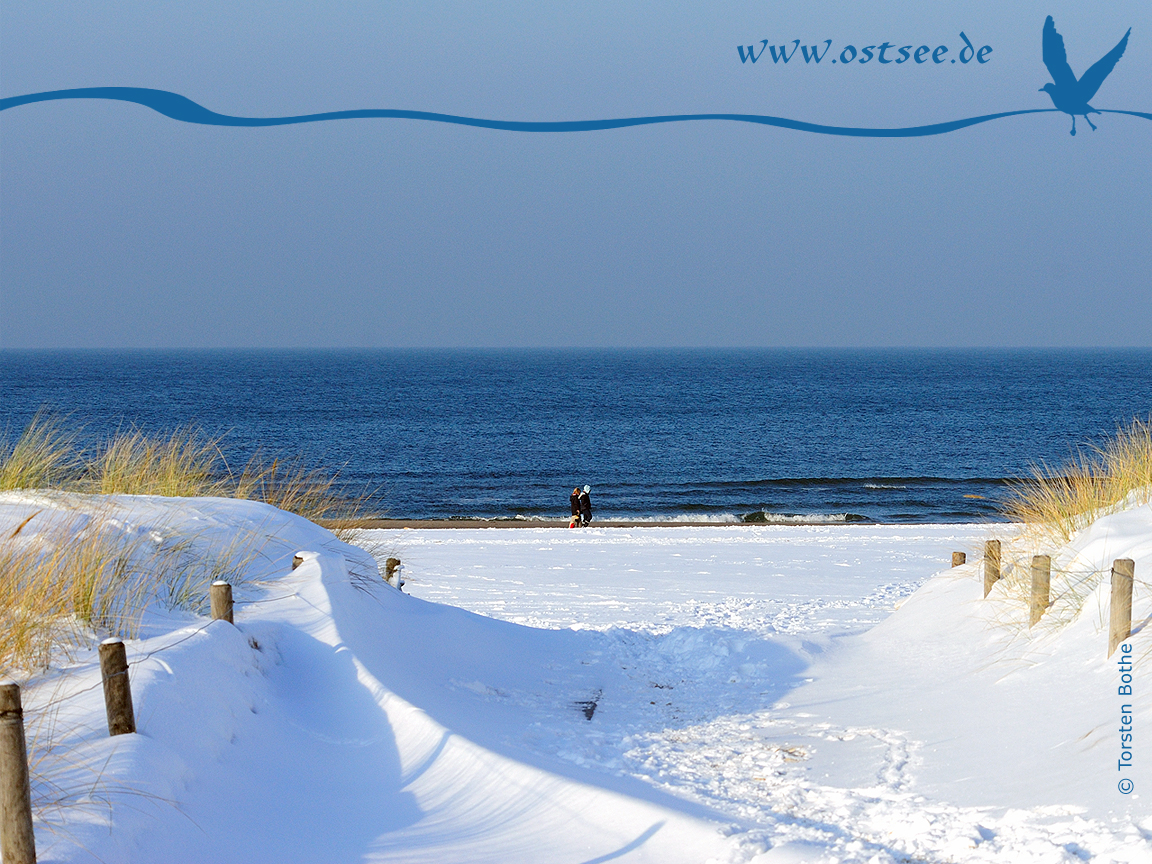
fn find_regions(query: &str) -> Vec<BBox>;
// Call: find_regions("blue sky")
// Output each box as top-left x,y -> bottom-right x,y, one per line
1,1 -> 1149,348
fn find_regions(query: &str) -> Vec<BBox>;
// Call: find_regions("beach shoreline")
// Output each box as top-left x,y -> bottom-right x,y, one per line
321,518 -> 747,529
321,516 -> 1012,529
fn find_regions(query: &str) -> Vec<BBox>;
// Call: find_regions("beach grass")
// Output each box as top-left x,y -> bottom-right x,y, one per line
0,506 -> 265,675
0,511 -> 143,672
987,418 -> 1152,633
0,416 -> 382,827
84,427 -> 226,498
234,453 -> 354,523
0,413 -> 373,673
0,413 -> 370,522
0,412 -> 80,492
0,505 -> 270,840
1003,417 -> 1152,544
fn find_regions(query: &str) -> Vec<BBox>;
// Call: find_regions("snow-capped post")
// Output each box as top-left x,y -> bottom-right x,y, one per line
386,558 -> 403,589
210,581 -> 234,624
98,640 -> 136,736
1109,558 -> 1135,657
983,540 -> 1001,597
0,682 -> 36,864
1029,555 -> 1051,626
952,552 -> 966,567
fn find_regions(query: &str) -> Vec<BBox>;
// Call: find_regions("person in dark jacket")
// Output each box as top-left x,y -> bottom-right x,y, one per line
579,485 -> 592,526
570,487 -> 582,527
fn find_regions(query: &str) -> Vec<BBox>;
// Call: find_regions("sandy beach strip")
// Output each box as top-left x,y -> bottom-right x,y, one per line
320,518 -> 747,529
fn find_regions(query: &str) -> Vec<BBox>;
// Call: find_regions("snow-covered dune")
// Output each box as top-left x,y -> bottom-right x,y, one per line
4,493 -> 1149,862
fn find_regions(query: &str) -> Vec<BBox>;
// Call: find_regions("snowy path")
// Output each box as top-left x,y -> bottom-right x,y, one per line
369,523 -> 1152,863
382,523 -> 990,635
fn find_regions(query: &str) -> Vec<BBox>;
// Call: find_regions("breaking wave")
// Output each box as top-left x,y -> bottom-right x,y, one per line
609,513 -> 743,524
445,513 -> 866,525
740,512 -> 870,525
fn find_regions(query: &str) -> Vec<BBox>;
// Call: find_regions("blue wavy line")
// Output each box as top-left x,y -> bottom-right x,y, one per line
1,87 -> 1149,137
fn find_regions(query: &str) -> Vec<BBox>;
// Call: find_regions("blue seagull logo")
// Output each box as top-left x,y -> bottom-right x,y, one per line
1039,16 -> 1131,135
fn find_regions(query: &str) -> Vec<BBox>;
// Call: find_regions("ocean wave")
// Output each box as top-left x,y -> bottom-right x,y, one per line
474,514 -> 569,522
675,476 -> 1013,490
435,511 -> 876,524
863,483 -> 908,489
610,513 -> 743,524
741,512 -> 869,525
455,513 -> 747,523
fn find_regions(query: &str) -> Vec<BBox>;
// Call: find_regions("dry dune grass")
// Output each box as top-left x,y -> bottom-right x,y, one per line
85,428 -> 226,498
0,414 -> 378,830
986,418 -> 1152,633
1003,417 -> 1152,544
0,413 -> 370,522
0,413 -> 375,674
0,512 -> 146,673
235,454 -> 354,522
0,507 -> 264,675
984,550 -> 1114,637
0,506 -> 267,840
0,413 -> 79,492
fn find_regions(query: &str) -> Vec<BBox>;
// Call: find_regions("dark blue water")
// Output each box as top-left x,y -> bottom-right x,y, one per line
1,349 -> 1149,523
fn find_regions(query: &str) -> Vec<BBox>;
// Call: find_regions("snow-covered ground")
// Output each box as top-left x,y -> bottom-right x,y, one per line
3,492 -> 1150,863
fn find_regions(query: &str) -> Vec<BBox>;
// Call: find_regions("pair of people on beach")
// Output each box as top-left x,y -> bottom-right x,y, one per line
569,486 -> 592,527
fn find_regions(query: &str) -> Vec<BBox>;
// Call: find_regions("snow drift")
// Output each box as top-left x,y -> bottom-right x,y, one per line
2,492 -> 1149,863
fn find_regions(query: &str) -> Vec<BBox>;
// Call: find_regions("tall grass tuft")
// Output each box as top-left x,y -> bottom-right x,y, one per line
0,413 -> 80,491
1003,417 -> 1152,544
0,412 -> 376,831
0,412 -> 375,670
0,510 -> 268,675
234,453 -> 354,523
983,418 -> 1152,635
0,412 -> 374,522
0,515 -> 146,673
85,428 -> 227,498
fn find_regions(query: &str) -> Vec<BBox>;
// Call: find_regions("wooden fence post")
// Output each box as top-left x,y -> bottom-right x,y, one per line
1109,558 -> 1135,658
292,554 -> 304,571
983,540 -> 1001,597
0,682 -> 36,864
98,640 -> 136,736
1029,555 -> 1051,627
210,581 -> 234,624
952,552 -> 966,567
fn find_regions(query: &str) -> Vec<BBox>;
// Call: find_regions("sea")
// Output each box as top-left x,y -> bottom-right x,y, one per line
1,349 -> 1150,524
